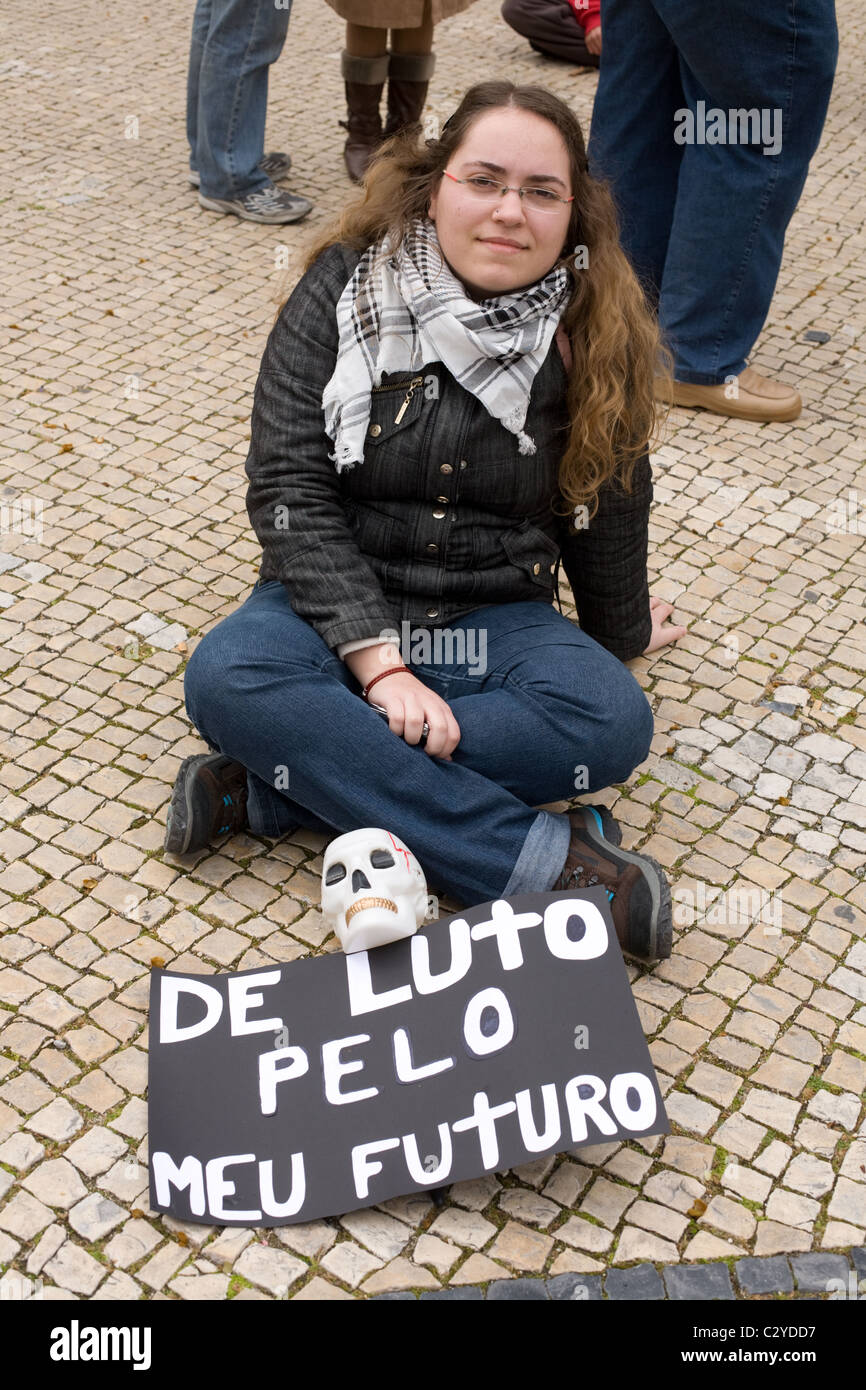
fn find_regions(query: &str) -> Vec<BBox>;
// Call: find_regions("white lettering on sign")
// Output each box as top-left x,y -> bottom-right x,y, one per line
351,1137 -> 400,1199
393,1027 -> 454,1083
410,916 -> 472,993
205,1154 -> 261,1222
515,1084 -> 561,1151
152,1152 -> 207,1215
322,1035 -> 379,1105
159,977 -> 223,1044
462,987 -> 514,1057
227,971 -> 283,1036
258,1045 -> 310,1115
345,951 -> 412,1016
469,900 -> 542,970
543,898 -> 608,960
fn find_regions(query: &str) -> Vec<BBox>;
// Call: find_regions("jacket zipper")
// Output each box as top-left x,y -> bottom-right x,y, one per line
371,375 -> 424,424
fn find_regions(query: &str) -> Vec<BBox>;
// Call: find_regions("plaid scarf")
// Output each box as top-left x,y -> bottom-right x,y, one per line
323,216 -> 570,472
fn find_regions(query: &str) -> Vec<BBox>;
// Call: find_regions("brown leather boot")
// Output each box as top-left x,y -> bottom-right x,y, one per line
553,811 -> 673,962
383,50 -> 436,140
339,50 -> 389,183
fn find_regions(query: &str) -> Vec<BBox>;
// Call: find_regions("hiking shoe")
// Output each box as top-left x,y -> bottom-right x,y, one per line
572,803 -> 622,848
164,753 -> 248,856
189,151 -> 293,188
553,810 -> 672,962
198,183 -> 312,224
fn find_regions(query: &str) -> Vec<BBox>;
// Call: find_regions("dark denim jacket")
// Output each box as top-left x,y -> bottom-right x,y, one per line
245,243 -> 653,661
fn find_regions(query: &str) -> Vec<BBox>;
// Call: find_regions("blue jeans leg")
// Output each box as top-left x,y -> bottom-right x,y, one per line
588,0 -> 684,300
186,0 -> 212,170
183,585 -> 564,906
409,602 -> 655,803
189,0 -> 292,200
589,0 -> 838,381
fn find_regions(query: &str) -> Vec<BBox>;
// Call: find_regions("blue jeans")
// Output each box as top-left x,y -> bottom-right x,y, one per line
588,0 -> 838,383
183,582 -> 655,907
186,0 -> 291,200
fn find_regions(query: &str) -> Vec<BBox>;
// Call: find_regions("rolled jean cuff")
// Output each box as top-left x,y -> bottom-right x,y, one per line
502,809 -> 571,897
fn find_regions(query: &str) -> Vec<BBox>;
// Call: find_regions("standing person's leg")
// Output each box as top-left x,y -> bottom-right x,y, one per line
384,0 -> 435,140
186,0 -> 213,178
652,0 -> 838,385
195,0 -> 291,201
340,23 -> 389,182
587,0 -> 684,300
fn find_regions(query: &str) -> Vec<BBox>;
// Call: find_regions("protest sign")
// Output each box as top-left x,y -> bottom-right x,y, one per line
148,889 -> 669,1225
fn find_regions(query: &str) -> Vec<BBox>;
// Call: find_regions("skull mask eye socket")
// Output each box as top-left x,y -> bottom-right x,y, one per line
370,849 -> 395,869
325,862 -> 347,885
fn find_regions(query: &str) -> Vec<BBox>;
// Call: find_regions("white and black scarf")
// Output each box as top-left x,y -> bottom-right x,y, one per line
322,215 -> 570,472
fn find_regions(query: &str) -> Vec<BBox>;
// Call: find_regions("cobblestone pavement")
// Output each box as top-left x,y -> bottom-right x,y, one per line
0,0 -> 864,1302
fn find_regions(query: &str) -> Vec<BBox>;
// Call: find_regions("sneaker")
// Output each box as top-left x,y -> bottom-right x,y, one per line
164,753 -> 248,856
553,810 -> 672,962
188,151 -> 293,188
198,183 -> 312,224
655,366 -> 802,423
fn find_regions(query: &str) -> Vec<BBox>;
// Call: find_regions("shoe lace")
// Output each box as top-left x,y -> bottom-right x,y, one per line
560,864 -> 615,901
244,186 -> 287,212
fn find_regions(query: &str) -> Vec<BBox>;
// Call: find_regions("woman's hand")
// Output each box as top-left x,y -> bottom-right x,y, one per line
371,669 -> 462,760
643,596 -> 688,655
343,643 -> 461,759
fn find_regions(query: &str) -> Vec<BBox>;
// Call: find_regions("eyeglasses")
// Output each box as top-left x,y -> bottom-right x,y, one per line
442,169 -> 574,213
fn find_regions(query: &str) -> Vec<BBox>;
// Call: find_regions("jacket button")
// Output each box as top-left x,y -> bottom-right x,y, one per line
369,423 -> 382,437
550,563 -> 556,573
426,607 -> 439,619
439,463 -> 453,474
436,494 -> 449,504
460,459 -> 468,469
432,508 -> 446,519
426,542 -> 439,553
532,562 -> 541,575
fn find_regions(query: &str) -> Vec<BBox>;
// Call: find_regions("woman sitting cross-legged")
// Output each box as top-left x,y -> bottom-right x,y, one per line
165,80 -> 686,961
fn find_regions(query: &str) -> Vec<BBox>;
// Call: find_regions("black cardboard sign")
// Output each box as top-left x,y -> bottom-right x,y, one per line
147,890 -> 669,1225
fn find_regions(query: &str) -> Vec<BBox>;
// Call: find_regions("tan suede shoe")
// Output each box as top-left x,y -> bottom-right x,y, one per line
656,366 -> 802,422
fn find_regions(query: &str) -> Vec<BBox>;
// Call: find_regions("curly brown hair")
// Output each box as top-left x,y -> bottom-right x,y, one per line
301,81 -> 669,518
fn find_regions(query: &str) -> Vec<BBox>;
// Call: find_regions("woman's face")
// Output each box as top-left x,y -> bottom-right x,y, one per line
427,107 -> 574,300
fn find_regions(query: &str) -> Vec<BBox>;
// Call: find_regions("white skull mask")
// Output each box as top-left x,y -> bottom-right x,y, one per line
321,828 -> 428,954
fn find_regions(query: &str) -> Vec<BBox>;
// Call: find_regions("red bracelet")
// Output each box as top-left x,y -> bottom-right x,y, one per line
362,666 -> 408,700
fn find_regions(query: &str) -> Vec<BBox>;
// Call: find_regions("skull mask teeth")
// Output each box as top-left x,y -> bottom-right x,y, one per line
321,828 -> 428,954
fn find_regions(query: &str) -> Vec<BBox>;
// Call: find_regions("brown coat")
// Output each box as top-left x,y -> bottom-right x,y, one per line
324,0 -> 480,26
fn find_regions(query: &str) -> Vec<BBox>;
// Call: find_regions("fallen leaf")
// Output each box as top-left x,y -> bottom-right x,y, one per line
687,1199 -> 707,1218
778,797 -> 790,806
176,1232 -> 189,1247
131,1208 -> 144,1219
81,877 -> 99,891
150,956 -> 166,968
60,443 -> 73,452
